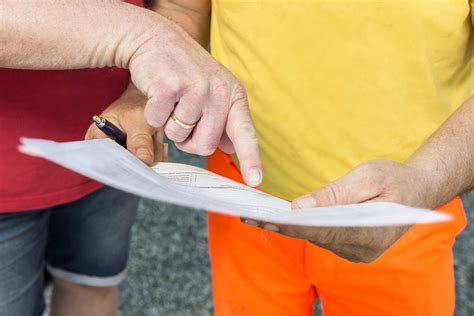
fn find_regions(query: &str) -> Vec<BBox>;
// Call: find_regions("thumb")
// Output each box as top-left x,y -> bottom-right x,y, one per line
122,119 -> 155,165
291,167 -> 383,209
127,130 -> 154,165
103,110 -> 156,165
225,90 -> 262,187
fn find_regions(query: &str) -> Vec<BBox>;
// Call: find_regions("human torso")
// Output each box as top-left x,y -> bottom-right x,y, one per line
211,0 -> 474,200
0,0 -> 145,212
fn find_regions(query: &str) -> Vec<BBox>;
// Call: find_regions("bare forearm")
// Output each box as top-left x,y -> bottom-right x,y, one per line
407,96 -> 474,206
1,1 -> 262,185
0,0 -> 166,69
148,0 -> 210,47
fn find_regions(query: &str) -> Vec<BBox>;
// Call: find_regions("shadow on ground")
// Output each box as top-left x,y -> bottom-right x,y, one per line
119,145 -> 474,316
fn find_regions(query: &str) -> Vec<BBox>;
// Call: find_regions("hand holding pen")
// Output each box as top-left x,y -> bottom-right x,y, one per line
89,114 -> 168,164
85,84 -> 168,165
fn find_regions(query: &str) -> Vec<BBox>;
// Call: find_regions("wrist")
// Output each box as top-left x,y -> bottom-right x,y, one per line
405,158 -> 453,208
96,4 -> 170,69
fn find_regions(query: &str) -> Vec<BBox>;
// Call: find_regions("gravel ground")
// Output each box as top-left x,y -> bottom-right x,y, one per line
454,194 -> 474,315
119,145 -> 474,316
119,145 -> 212,316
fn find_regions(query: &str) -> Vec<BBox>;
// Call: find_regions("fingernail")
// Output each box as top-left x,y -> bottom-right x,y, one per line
262,224 -> 280,232
243,219 -> 259,227
292,194 -> 316,209
247,168 -> 262,186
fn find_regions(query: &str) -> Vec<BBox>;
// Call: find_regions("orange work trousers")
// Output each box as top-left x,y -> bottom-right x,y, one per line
207,149 -> 466,316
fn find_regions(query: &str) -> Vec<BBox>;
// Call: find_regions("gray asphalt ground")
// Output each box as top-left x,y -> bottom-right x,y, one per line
118,144 -> 474,316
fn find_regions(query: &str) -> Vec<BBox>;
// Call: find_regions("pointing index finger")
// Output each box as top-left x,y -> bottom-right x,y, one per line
225,93 -> 262,187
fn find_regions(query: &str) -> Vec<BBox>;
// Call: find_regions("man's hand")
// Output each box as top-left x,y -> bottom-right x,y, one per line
144,1 -> 263,185
244,160 -> 437,263
85,84 -> 167,165
2,1 -> 262,187
128,19 -> 262,186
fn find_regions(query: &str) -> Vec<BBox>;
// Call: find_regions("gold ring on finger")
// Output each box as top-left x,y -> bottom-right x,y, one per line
171,112 -> 197,129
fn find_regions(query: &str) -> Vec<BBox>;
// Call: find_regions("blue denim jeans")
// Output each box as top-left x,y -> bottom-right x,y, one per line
0,186 -> 139,316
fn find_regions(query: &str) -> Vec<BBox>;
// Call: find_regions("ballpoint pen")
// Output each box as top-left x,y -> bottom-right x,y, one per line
92,115 -> 127,148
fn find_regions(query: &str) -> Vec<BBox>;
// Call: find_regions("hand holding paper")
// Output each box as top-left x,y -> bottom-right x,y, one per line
20,138 -> 451,231
243,159 -> 445,262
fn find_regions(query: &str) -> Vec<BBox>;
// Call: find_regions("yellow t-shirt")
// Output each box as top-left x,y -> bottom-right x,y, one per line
211,0 -> 474,201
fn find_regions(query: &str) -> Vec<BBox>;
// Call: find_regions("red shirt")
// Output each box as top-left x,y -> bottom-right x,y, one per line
0,0 -> 145,213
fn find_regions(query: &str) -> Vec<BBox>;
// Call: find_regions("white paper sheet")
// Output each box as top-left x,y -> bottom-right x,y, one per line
20,138 -> 452,227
